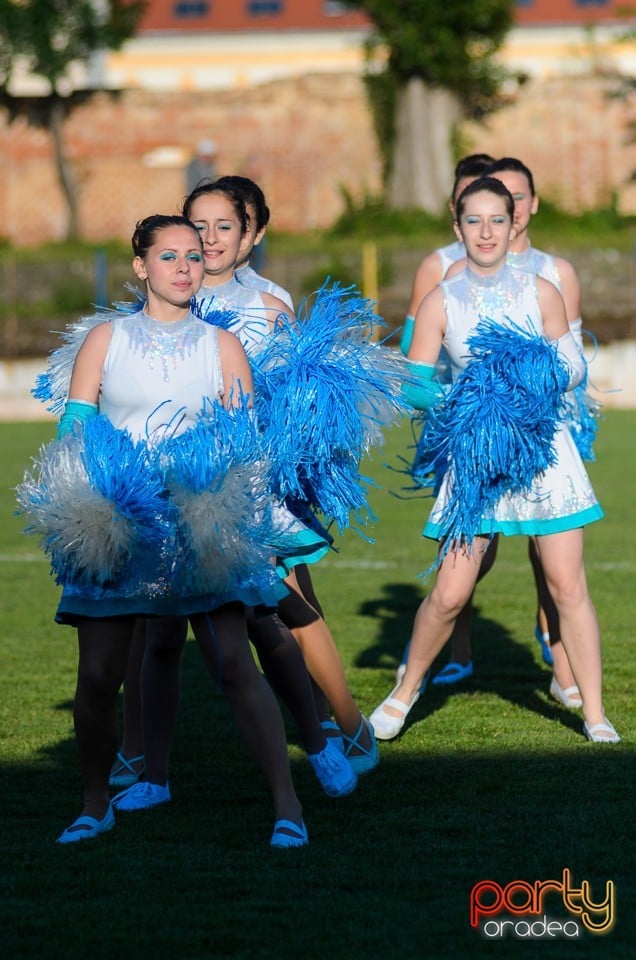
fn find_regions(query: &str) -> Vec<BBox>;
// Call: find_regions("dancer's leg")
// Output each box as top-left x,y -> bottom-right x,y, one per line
74,616 -> 137,819
247,608 -> 325,755
141,616 -> 188,785
533,530 -> 608,731
288,564 -> 333,725
393,539 -> 489,710
528,537 -> 578,688
280,568 -> 368,748
110,617 -> 146,779
190,604 -> 303,828
445,535 -> 499,666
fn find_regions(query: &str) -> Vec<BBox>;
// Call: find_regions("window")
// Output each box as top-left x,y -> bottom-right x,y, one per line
574,0 -> 609,6
174,1 -> 210,16
516,0 -> 534,7
246,1 -> 283,14
323,1 -> 349,14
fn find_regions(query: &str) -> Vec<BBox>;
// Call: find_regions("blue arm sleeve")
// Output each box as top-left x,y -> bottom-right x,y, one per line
400,315 -> 415,356
57,399 -> 99,438
401,362 -> 446,411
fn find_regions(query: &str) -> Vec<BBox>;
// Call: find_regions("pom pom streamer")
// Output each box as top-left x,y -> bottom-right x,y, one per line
564,327 -> 603,463
157,402 -> 282,597
246,282 -> 411,530
192,293 -> 240,332
16,416 -> 169,586
420,317 -> 570,565
566,382 -> 601,461
32,309 -> 118,415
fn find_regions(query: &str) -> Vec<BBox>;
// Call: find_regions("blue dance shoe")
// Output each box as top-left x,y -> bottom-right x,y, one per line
432,661 -> 473,686
270,819 -> 309,849
342,715 -> 379,775
535,626 -> 553,667
57,803 -> 115,844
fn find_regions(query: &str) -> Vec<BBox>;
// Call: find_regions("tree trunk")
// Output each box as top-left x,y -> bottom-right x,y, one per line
388,77 -> 461,215
49,96 -> 80,241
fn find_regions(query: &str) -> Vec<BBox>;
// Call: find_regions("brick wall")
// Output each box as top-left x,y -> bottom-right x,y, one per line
462,75 -> 636,213
0,72 -> 634,247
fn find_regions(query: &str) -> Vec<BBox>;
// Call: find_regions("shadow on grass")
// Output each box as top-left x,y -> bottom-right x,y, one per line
354,582 -> 586,738
1,699 -> 633,960
2,631 -> 633,960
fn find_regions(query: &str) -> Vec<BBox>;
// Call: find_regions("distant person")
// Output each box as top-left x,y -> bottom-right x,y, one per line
185,139 -> 218,192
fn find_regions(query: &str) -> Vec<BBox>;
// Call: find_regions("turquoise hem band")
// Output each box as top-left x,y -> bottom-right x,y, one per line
275,530 -> 331,576
423,504 -> 604,540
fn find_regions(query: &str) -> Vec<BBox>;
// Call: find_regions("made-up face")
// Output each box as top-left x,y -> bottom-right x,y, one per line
454,190 -> 513,273
188,191 -> 251,283
133,224 -> 204,311
489,169 -> 538,246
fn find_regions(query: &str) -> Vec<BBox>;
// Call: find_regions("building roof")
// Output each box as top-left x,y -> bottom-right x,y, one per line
137,1 -> 370,33
136,0 -> 635,34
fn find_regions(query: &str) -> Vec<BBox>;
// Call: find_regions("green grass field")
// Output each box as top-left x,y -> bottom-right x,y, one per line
1,414 -> 634,959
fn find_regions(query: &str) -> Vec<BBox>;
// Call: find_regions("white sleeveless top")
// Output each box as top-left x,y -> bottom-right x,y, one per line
437,240 -> 466,277
100,310 -> 223,444
508,246 -> 561,289
441,264 -> 543,381
197,277 -> 274,355
235,263 -> 295,312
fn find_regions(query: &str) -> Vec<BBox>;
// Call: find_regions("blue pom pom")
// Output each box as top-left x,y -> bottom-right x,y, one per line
16,416 -> 169,586
32,310 -> 115,414
191,293 -> 240,332
420,317 -> 569,563
566,382 -> 601,461
245,281 -> 410,531
156,401 -> 282,597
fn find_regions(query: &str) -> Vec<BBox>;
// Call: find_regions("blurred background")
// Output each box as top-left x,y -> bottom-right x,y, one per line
0,1 -> 634,407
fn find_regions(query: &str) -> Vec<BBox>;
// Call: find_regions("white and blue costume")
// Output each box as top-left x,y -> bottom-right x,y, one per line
508,245 -> 599,461
422,264 -> 603,544
235,263 -> 294,313
19,309 -> 287,623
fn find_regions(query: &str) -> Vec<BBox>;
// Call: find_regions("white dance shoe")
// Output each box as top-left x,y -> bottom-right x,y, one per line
369,684 -> 421,740
583,718 -> 621,743
549,677 -> 582,709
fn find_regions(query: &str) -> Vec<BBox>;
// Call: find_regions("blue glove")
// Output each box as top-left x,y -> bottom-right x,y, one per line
401,362 -> 446,411
57,399 -> 98,438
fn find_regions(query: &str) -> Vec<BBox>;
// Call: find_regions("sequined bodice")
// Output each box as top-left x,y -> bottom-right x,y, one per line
441,264 -> 543,380
100,310 -> 223,443
197,277 -> 270,354
507,246 -> 561,290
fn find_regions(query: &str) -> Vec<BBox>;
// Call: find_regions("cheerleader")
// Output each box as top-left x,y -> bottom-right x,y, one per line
399,153 -> 497,688
109,178 -> 383,811
19,215 -> 309,847
486,156 -> 598,703
369,178 -> 619,745
182,178 -> 382,771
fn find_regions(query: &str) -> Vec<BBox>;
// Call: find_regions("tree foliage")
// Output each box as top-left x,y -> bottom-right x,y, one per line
1,1 -> 145,88
0,1 -> 146,239
342,0 -> 515,211
345,0 -> 514,112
